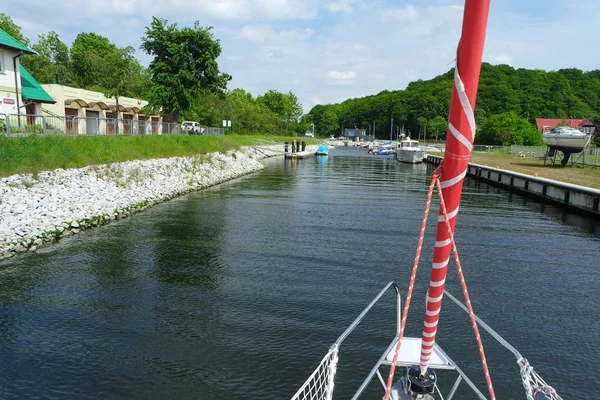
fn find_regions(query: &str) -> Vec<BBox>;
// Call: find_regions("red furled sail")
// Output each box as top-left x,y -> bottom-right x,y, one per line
419,0 -> 491,380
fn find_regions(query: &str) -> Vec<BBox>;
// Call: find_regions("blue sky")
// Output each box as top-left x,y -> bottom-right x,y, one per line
5,0 -> 599,114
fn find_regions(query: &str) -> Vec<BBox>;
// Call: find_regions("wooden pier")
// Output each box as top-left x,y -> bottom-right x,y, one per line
284,151 -> 314,160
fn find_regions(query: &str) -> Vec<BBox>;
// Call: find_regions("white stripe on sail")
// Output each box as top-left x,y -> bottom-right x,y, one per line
454,67 -> 477,139
438,206 -> 459,222
429,278 -> 446,287
424,321 -> 438,328
441,168 -> 467,189
448,122 -> 473,152
425,308 -> 440,316
427,294 -> 444,303
435,239 -> 451,247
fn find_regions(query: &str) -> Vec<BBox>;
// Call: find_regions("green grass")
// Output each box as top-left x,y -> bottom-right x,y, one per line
0,134 -> 315,177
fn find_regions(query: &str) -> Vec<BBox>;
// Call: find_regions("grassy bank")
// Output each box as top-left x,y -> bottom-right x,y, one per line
0,134 -> 316,177
430,151 -> 600,189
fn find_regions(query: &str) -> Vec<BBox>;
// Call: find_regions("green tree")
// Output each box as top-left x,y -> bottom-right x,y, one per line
316,108 -> 339,137
476,112 -> 543,146
417,117 -> 428,140
100,46 -> 141,133
141,17 -> 231,121
20,31 -> 70,84
70,32 -> 120,89
0,13 -> 30,46
428,116 -> 447,141
257,90 -> 303,134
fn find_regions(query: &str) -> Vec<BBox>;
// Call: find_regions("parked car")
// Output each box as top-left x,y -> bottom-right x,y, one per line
181,121 -> 202,134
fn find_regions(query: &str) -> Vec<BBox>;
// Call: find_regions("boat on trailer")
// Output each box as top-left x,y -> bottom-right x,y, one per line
542,126 -> 593,165
290,1 -> 562,399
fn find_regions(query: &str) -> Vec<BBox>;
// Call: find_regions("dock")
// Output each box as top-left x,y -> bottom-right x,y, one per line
284,151 -> 314,160
425,155 -> 600,218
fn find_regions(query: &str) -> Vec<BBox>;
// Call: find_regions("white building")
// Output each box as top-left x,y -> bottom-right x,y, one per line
0,28 -> 55,118
1,27 -> 164,135
42,84 -> 163,135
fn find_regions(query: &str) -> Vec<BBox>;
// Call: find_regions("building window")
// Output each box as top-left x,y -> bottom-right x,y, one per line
0,51 -> 4,73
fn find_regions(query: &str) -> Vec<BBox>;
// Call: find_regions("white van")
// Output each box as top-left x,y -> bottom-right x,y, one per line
181,121 -> 202,134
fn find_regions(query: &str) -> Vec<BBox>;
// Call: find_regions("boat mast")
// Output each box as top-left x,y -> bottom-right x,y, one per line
419,0 -> 490,379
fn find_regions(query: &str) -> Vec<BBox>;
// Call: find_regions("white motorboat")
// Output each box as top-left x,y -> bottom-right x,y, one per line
397,139 -> 424,164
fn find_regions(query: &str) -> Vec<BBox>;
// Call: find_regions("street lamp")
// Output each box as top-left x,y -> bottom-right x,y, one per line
311,122 -> 315,137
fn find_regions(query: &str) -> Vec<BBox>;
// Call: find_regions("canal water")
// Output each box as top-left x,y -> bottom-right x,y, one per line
0,148 -> 598,399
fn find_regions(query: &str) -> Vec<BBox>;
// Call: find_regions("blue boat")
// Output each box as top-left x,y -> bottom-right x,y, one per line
315,145 -> 329,156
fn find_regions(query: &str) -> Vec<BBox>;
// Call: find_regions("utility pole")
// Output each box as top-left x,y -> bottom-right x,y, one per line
390,116 -> 393,141
373,120 -> 376,141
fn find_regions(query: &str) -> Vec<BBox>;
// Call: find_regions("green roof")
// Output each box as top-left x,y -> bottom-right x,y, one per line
20,65 -> 55,104
0,28 -> 35,54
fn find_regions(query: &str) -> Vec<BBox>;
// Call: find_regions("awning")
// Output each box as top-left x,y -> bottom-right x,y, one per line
109,104 -> 127,112
64,98 -> 89,108
88,101 -> 109,110
19,65 -> 56,104
126,106 -> 141,113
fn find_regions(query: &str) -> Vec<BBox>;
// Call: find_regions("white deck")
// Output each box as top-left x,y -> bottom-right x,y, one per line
384,337 -> 456,370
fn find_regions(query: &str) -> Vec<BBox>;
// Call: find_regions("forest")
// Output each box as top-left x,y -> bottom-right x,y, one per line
305,63 -> 600,146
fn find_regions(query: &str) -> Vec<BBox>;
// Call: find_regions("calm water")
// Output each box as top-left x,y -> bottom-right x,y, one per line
0,148 -> 598,399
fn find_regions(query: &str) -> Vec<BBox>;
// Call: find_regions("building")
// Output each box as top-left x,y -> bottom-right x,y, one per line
1,27 -> 163,135
0,28 -> 56,117
344,128 -> 373,142
42,84 -> 163,135
535,118 -> 597,135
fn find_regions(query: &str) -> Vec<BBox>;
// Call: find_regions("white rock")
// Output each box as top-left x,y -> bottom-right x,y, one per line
0,145 -> 289,252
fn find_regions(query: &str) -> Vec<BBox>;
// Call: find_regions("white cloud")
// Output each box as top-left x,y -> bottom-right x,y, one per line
239,25 -> 314,44
487,54 -> 513,65
328,71 -> 357,81
381,4 -> 419,22
325,0 -> 355,13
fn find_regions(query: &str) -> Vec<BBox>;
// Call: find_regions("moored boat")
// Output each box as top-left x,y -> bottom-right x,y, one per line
397,139 -> 424,164
315,145 -> 329,156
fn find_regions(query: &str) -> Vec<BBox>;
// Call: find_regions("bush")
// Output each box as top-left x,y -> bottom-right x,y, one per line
8,124 -> 43,134
476,112 -> 544,146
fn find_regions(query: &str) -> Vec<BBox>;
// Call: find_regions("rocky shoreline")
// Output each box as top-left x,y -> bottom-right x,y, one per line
0,145 -> 288,260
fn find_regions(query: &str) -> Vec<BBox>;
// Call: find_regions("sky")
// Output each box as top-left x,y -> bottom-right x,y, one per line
4,0 -> 600,114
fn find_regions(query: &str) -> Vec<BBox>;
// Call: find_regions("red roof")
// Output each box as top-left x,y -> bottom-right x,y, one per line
535,118 -> 596,130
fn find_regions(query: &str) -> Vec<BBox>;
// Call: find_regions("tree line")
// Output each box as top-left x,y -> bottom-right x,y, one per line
306,63 -> 600,145
0,14 -> 303,134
